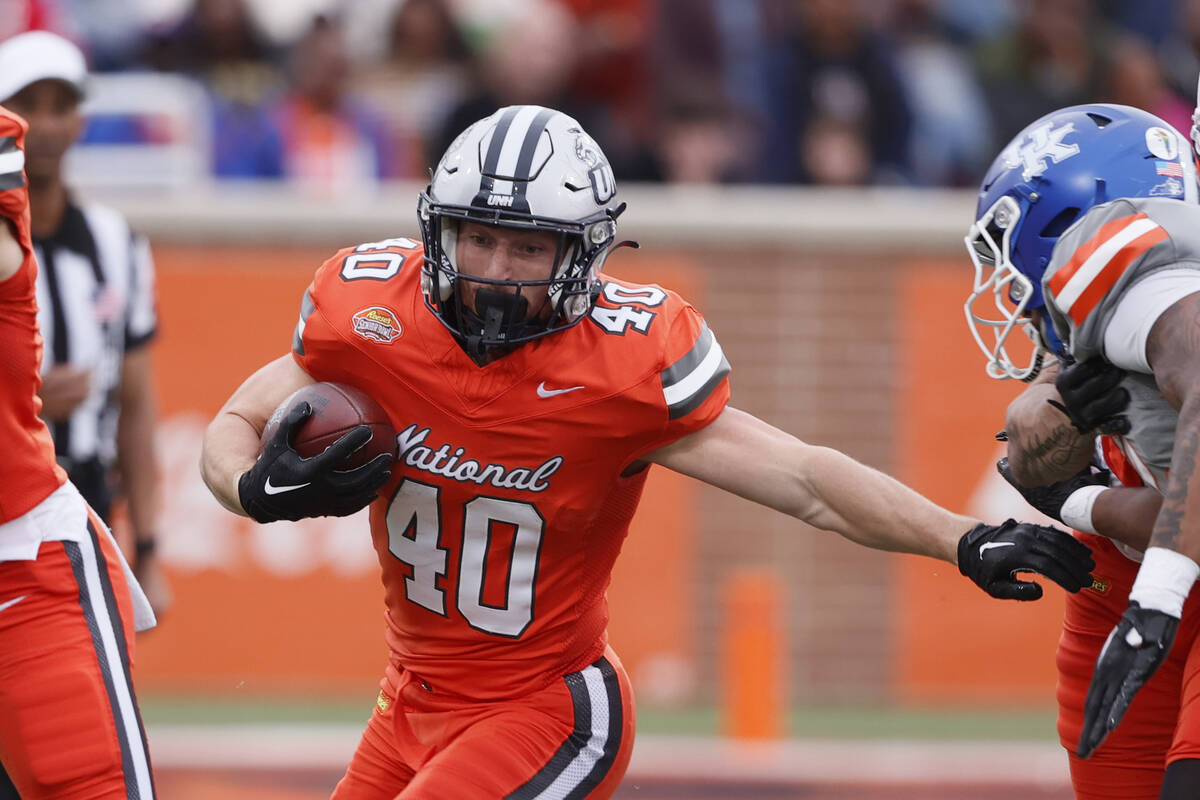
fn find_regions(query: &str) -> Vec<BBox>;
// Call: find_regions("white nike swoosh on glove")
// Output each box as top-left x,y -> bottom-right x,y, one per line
979,541 -> 1017,557
264,478 -> 311,495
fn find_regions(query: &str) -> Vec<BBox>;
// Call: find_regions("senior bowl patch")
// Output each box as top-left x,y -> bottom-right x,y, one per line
352,306 -> 402,343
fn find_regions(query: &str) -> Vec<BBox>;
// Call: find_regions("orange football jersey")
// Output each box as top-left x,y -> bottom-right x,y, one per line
293,237 -> 729,699
0,107 -> 66,522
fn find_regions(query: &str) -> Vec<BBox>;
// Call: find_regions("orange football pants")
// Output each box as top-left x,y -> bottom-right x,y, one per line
333,646 -> 635,799
0,512 -> 155,799
1058,534 -> 1200,799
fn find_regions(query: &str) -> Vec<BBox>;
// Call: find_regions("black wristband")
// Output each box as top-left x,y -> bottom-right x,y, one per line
135,538 -> 157,560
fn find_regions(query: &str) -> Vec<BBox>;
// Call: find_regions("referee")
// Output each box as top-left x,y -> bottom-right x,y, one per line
0,31 -> 170,617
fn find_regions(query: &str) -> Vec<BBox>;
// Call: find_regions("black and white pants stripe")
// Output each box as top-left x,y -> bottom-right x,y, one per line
507,657 -> 625,800
62,519 -> 155,799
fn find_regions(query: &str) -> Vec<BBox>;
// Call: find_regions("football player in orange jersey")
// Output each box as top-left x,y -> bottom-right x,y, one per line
0,108 -> 157,798
999,368 -> 1200,799
201,105 -> 1095,799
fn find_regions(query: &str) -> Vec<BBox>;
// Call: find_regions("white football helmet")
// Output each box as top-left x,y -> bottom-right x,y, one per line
417,105 -> 624,355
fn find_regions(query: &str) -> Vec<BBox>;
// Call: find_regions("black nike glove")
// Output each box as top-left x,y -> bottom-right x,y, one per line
996,457 -> 1111,524
1077,601 -> 1179,758
238,402 -> 393,523
1047,356 -> 1131,435
958,519 -> 1095,600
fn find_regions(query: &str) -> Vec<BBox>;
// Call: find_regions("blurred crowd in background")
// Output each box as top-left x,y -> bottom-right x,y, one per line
1,0 -> 1197,189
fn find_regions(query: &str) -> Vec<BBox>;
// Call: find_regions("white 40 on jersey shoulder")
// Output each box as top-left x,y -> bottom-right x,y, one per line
589,283 -> 667,335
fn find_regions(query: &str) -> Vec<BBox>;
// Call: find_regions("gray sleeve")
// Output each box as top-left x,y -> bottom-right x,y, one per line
1046,198 -> 1189,362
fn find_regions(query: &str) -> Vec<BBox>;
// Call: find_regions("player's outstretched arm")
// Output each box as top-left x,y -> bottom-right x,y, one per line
646,407 -> 1094,600
201,354 -> 316,515
1004,361 -> 1098,487
1078,293 -> 1200,759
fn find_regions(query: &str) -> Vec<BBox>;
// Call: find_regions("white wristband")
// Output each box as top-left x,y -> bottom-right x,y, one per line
1060,485 -> 1106,535
1129,547 -> 1200,618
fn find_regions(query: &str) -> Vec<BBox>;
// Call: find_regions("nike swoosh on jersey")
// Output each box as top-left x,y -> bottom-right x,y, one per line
979,541 -> 1017,557
536,382 -> 585,398
0,595 -> 26,613
264,478 -> 312,495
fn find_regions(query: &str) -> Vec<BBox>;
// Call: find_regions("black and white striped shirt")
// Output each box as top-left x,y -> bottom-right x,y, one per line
33,200 -> 157,513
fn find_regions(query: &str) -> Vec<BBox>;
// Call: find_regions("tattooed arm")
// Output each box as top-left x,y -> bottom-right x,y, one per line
1076,292 -> 1200,759
1146,292 -> 1200,563
1005,361 -> 1097,487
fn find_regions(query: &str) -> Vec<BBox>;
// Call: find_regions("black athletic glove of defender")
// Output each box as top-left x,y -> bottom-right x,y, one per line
958,519 -> 1095,600
238,402 -> 393,523
1047,356 -> 1131,435
1078,601 -> 1179,758
996,457 -> 1111,524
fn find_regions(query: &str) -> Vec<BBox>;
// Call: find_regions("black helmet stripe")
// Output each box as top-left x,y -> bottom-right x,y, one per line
473,106 -> 521,206
472,106 -> 554,213
510,107 -> 556,211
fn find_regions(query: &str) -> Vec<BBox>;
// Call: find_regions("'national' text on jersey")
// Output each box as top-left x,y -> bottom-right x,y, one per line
395,424 -> 563,492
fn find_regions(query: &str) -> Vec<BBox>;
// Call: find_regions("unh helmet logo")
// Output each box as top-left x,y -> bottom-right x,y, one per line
1001,121 -> 1080,181
576,134 -> 615,203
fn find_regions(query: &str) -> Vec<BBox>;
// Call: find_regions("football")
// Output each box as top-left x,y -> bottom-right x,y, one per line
260,382 -> 397,468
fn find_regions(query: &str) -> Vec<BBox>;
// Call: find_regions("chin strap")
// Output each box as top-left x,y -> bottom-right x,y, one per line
476,288 -> 529,340
1022,348 -> 1046,383
458,288 -> 534,359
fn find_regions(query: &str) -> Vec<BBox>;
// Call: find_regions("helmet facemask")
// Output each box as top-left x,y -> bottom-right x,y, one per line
419,193 -> 614,360
963,195 -> 1048,381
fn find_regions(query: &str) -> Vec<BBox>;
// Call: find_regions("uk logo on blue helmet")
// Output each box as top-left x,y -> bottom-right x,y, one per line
963,103 -> 1200,380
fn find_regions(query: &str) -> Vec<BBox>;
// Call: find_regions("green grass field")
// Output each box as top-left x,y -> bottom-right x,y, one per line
138,693 -> 1058,741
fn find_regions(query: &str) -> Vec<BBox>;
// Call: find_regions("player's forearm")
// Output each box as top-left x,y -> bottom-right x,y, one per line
796,446 -> 972,564
1148,395 -> 1200,564
200,355 -> 315,516
1005,382 -> 1095,486
1091,487 -> 1160,552
199,411 -> 258,517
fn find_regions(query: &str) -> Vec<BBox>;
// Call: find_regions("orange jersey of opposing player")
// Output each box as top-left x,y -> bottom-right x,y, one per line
293,237 -> 730,699
0,106 -> 67,522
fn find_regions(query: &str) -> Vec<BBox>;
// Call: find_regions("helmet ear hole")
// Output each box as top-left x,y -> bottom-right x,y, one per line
1040,206 -> 1080,238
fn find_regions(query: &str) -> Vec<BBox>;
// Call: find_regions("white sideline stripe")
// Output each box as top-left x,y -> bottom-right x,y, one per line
144,726 -> 1068,785
1055,216 -> 1161,313
629,736 -> 1068,785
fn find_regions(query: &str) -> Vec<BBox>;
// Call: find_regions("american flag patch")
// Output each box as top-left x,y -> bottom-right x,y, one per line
1156,160 -> 1184,177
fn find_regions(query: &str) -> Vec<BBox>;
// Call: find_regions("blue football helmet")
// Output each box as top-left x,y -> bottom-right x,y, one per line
964,103 -> 1200,380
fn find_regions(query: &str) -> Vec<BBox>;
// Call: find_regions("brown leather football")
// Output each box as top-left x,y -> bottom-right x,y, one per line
261,382 -> 396,468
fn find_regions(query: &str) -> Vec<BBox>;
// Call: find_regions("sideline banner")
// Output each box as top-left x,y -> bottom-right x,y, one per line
893,261 -> 1065,704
